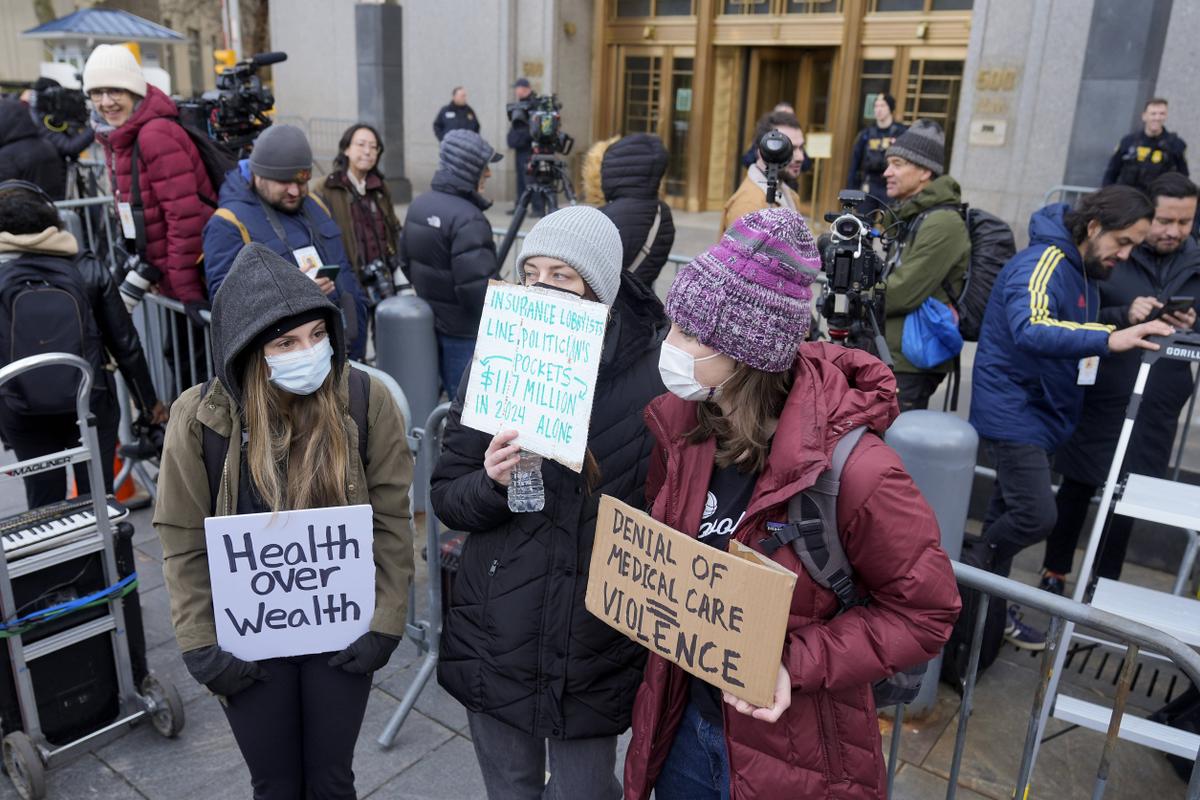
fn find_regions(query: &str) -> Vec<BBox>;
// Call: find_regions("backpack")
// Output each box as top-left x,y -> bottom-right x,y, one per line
904,204 -> 1017,342
200,367 -> 371,515
939,534 -> 1008,690
0,253 -> 104,415
757,426 -> 928,708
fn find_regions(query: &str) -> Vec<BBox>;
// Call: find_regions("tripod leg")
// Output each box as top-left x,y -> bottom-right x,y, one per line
496,189 -> 535,270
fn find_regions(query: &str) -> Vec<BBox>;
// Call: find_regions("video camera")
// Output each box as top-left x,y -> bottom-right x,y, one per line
36,85 -> 89,130
758,129 -> 793,206
818,190 -> 893,366
177,51 -> 286,155
507,94 -> 574,157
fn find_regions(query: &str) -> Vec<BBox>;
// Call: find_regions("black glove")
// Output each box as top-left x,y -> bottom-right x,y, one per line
182,645 -> 267,698
183,299 -> 211,329
328,632 -> 401,674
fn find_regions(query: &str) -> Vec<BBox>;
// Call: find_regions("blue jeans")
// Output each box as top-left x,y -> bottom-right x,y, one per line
437,333 -> 475,400
654,703 -> 730,800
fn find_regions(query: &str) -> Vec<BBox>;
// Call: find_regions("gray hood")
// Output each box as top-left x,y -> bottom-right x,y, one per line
431,129 -> 501,199
210,242 -> 344,404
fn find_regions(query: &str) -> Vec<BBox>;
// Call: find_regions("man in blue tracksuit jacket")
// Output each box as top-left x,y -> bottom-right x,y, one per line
202,125 -> 368,360
969,187 -> 1171,647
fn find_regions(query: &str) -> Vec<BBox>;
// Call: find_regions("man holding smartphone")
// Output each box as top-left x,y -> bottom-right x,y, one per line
202,125 -> 368,360
1043,173 -> 1200,591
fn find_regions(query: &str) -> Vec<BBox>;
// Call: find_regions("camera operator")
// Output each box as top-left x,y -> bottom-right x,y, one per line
0,180 -> 165,507
1041,174 -> 1200,591
0,97 -> 65,200
399,129 -> 502,398
721,110 -> 806,233
881,119 -> 970,411
970,186 -> 1172,649
84,44 -> 215,313
316,123 -> 403,307
202,124 -> 369,361
506,77 -> 544,217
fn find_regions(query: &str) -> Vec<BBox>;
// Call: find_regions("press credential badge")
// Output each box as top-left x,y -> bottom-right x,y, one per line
1077,356 -> 1099,386
292,246 -> 323,280
117,202 -> 137,240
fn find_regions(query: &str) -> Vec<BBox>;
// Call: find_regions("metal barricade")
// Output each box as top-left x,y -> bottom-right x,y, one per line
885,562 -> 1200,799
54,195 -> 122,274
1043,184 -> 1098,208
133,294 -> 215,407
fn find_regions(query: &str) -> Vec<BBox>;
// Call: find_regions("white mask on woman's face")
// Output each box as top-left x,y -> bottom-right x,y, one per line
658,340 -> 729,402
264,338 -> 333,395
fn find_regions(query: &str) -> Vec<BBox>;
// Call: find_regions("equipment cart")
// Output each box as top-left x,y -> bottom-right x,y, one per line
0,354 -> 184,799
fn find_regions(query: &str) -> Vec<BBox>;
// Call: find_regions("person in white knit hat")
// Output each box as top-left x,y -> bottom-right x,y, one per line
83,43 -> 215,348
429,204 -> 669,800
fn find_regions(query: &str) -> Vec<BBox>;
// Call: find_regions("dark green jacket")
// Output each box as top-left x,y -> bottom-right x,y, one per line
885,175 -> 971,374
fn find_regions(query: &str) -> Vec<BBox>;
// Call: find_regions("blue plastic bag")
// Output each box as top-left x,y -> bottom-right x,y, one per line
901,297 -> 964,369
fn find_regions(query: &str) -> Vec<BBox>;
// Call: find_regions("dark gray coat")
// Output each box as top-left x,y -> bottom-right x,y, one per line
1056,238 -> 1200,485
598,134 -> 676,289
432,272 -> 667,740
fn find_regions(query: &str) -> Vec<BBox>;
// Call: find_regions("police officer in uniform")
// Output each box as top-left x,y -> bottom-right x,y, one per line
847,93 -> 908,206
1103,97 -> 1188,193
432,86 -> 480,142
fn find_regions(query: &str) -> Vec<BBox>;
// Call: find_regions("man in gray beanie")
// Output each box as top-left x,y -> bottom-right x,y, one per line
202,124 -> 370,359
881,118 -> 971,411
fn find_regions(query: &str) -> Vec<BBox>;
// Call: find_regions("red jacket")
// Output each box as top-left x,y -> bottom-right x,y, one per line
98,85 -> 214,303
623,343 -> 961,800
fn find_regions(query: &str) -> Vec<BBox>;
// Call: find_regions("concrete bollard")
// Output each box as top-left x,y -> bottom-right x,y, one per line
884,409 -> 978,717
375,294 -> 440,511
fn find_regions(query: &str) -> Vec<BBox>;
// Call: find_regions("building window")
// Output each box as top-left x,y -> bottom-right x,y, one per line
615,0 -> 694,16
621,55 -> 663,135
665,57 -> 694,198
785,0 -> 842,11
871,0 -> 972,9
904,59 -> 963,153
722,0 -> 771,15
858,60 -> 894,123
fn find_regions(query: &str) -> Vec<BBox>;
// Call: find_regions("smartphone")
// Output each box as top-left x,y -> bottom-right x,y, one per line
1151,295 -> 1194,320
315,264 -> 341,281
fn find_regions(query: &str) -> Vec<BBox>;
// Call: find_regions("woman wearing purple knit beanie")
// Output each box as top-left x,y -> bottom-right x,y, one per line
623,208 -> 961,800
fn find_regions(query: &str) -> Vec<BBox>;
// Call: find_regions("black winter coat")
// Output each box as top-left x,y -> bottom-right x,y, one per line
433,102 -> 480,141
598,134 -> 676,289
0,100 -> 65,200
1102,128 -> 1189,191
1055,239 -> 1200,486
432,272 -> 668,739
399,164 -> 500,338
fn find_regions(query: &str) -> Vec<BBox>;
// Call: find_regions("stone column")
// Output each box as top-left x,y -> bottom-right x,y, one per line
356,1 -> 412,202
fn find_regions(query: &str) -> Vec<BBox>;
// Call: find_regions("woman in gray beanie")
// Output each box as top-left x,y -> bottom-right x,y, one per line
430,206 -> 668,799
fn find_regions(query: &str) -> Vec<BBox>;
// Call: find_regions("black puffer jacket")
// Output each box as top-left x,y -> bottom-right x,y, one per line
400,131 -> 500,338
433,272 -> 668,739
598,134 -> 676,290
1055,238 -> 1200,486
0,100 -> 65,200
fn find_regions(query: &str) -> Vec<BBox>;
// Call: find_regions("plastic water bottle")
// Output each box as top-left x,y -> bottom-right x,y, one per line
507,450 -> 546,513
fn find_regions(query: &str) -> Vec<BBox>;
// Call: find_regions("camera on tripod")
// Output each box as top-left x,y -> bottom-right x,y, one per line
36,86 -> 88,131
507,94 -> 574,157
818,190 -> 893,366
177,51 -> 287,155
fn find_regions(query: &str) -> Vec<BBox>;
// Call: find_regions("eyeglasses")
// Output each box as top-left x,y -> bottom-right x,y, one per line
350,140 -> 380,152
87,88 -> 129,102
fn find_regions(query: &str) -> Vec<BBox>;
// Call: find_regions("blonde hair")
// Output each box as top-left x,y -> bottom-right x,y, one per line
242,354 -> 350,511
688,364 -> 793,474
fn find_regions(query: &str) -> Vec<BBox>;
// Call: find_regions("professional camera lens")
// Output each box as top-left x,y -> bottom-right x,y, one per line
117,258 -> 163,313
758,130 -> 794,166
835,217 -> 861,239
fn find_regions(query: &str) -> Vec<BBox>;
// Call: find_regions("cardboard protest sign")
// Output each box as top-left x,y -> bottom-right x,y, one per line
205,504 -> 375,661
461,280 -> 608,472
585,496 -> 797,708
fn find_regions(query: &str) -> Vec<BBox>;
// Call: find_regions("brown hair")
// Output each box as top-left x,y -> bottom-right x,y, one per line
242,354 -> 350,511
687,363 -> 794,474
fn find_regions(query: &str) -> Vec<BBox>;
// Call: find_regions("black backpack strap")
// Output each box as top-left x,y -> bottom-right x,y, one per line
199,379 -> 229,517
129,138 -> 147,259
760,426 -> 869,611
348,366 -> 369,468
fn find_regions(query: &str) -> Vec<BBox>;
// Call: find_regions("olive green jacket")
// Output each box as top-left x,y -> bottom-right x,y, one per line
152,370 -> 415,654
884,174 -> 971,374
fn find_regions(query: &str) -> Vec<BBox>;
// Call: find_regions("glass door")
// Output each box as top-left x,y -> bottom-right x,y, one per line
615,47 -> 695,208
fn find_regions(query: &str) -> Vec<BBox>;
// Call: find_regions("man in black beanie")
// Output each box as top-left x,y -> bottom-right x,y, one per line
846,93 -> 907,205
881,119 -> 971,411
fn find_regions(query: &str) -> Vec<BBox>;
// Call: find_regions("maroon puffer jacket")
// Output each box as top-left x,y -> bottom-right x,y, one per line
623,343 -> 961,800
98,85 -> 214,303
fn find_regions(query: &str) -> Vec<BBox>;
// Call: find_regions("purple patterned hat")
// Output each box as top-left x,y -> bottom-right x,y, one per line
665,208 -> 820,372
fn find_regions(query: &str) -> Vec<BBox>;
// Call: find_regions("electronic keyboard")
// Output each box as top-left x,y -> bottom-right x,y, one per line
0,495 -> 129,559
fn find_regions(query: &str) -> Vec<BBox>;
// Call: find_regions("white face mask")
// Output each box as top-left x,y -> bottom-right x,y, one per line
658,340 -> 729,402
264,338 -> 334,395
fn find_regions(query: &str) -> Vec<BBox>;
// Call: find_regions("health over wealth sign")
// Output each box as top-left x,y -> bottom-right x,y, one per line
205,505 -> 375,661
461,280 -> 609,472
585,496 -> 797,708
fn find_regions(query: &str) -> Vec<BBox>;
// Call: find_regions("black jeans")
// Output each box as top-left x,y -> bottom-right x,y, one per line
895,371 -> 945,412
222,652 -> 372,800
0,391 -> 119,508
981,438 -> 1057,577
1042,477 -> 1134,580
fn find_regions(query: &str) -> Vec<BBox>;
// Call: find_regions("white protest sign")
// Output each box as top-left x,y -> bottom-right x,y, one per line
204,504 -> 375,661
461,280 -> 609,472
